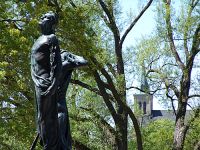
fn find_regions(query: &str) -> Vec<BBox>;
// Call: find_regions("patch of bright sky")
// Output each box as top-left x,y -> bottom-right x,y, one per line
119,0 -> 156,48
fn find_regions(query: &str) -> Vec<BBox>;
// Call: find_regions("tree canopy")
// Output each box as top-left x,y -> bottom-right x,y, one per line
0,0 -> 199,150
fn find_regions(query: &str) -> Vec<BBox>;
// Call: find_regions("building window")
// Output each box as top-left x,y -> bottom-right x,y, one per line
143,101 -> 146,114
138,102 -> 142,110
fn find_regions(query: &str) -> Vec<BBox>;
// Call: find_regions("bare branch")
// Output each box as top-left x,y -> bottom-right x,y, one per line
126,86 -> 163,95
0,19 -> 22,22
98,0 -> 123,74
120,0 -> 153,47
184,36 -> 189,62
186,23 -> 200,69
165,1 -> 185,70
70,79 -> 114,101
188,94 -> 200,99
101,13 -> 111,28
166,91 -> 177,115
172,37 -> 193,41
191,23 -> 200,55
187,103 -> 193,110
98,0 -> 120,38
100,68 -> 122,102
69,0 -> 77,8
20,90 -> 33,101
165,81 -> 180,98
106,63 -> 117,78
70,79 -> 101,95
93,70 -> 118,122
80,107 -> 116,136
161,62 -> 178,68
184,0 -> 200,62
183,1 -> 194,61
147,68 -> 180,98
147,68 -> 162,75
190,0 -> 200,10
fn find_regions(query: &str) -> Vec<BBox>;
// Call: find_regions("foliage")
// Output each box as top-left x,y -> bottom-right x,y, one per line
67,82 -> 115,149
184,115 -> 200,150
0,0 -> 38,148
128,117 -> 200,150
3,0 -> 199,150
142,119 -> 174,150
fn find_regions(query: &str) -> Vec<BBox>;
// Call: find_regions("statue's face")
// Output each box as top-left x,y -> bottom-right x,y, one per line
39,12 -> 57,34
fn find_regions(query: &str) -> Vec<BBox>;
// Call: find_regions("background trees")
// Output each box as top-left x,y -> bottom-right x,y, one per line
0,0 -> 199,150
0,1 -> 36,149
136,0 -> 200,149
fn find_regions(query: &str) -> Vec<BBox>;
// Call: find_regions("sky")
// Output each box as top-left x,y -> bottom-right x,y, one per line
120,0 -> 156,47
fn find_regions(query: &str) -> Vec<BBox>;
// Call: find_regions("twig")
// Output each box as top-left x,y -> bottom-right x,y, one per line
30,133 -> 39,150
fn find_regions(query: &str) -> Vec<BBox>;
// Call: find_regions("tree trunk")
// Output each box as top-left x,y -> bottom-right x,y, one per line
173,102 -> 187,150
173,121 -> 186,150
115,110 -> 128,150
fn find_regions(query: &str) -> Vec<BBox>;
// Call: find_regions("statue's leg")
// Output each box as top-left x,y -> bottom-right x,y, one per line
57,69 -> 72,150
65,106 -> 72,149
35,87 -> 60,150
57,90 -> 72,150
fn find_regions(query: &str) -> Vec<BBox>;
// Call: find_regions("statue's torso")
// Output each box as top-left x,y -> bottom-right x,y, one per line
31,34 -> 58,78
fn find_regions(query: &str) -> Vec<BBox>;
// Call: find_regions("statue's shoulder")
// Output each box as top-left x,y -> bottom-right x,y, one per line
40,34 -> 58,45
47,34 -> 58,45
31,35 -> 49,51
32,34 -> 58,52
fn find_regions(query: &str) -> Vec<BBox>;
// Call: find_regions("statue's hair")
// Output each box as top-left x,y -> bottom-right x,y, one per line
40,11 -> 58,25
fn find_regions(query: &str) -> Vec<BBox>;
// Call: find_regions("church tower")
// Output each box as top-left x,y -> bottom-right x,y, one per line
133,65 -> 153,116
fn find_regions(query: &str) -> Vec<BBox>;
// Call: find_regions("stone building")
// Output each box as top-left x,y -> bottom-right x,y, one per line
133,69 -> 191,126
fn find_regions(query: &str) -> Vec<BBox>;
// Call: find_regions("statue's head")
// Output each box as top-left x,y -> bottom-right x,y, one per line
39,11 -> 58,35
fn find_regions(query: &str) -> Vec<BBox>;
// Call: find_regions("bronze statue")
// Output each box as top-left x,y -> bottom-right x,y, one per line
31,11 -> 62,150
31,12 -> 88,150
